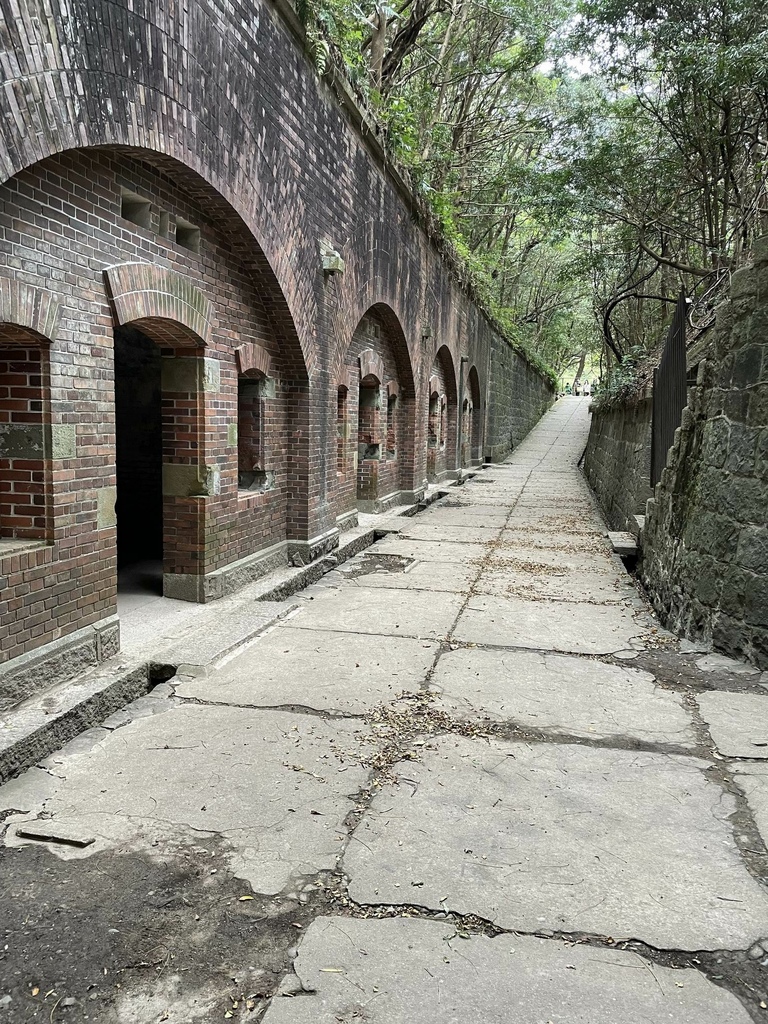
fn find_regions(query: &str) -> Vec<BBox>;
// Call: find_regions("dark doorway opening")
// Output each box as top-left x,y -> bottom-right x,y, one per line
114,325 -> 163,594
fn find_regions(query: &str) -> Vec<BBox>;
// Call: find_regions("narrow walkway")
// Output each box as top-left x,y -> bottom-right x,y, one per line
1,397 -> 767,1023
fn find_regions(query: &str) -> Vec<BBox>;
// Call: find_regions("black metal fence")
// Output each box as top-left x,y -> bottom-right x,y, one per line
651,291 -> 688,487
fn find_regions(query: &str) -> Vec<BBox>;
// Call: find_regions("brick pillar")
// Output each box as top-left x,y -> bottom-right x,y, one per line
160,353 -> 220,600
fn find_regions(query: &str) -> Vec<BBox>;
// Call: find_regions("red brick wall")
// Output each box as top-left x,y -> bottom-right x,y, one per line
0,344 -> 50,540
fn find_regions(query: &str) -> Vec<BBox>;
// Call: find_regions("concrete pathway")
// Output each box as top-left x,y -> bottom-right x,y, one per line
2,397 -> 768,1022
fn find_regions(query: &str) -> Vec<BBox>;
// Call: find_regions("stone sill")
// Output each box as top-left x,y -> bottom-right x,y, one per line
237,488 -> 277,507
0,538 -> 49,562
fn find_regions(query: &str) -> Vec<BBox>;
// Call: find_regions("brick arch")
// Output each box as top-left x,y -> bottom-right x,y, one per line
467,363 -> 482,406
463,363 -> 483,465
0,279 -> 60,344
104,263 -> 214,347
359,303 -> 416,399
359,348 -> 385,384
426,345 -> 458,481
236,342 -> 272,377
434,344 -> 458,403
343,303 -> 418,499
0,101 -> 313,373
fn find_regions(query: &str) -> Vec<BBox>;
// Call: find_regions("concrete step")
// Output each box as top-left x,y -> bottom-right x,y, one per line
608,531 -> 638,557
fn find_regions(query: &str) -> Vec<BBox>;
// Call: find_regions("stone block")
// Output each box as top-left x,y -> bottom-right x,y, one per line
201,356 -> 221,393
691,557 -> 722,606
259,375 -> 277,399
701,417 -> 730,468
722,388 -> 751,422
714,299 -> 734,332
688,511 -> 738,562
737,526 -> 768,574
713,612 -> 750,657
96,486 -> 117,529
227,421 -> 238,446
716,354 -> 734,389
162,573 -> 206,602
719,566 -> 748,618
730,266 -> 757,299
162,463 -> 212,497
50,422 -> 77,459
732,345 -> 765,389
607,531 -> 637,556
754,234 -> 768,265
0,422 -> 46,458
747,383 -> 768,426
161,356 -> 221,394
745,575 -> 768,626
725,423 -> 760,475
757,430 -> 768,479
748,306 -> 768,345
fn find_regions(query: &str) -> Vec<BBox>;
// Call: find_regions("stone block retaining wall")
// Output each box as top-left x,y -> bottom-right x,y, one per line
583,395 -> 653,531
485,339 -> 554,463
642,241 -> 768,668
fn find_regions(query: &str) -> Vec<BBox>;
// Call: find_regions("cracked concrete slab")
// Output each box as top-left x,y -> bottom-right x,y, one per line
420,506 -> 510,526
453,594 -> 649,655
698,691 -> 768,758
335,559 -> 476,593
261,917 -> 752,1024
732,763 -> 768,847
372,537 -> 490,563
176,627 -> 438,713
4,705 -> 368,895
505,512 -> 599,535
475,567 -> 637,604
429,648 -> 697,747
488,544 -> 618,572
395,523 -> 502,544
499,528 -> 609,554
345,735 -> 768,949
290,585 -> 464,639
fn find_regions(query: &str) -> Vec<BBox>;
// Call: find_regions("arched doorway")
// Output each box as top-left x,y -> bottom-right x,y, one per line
426,345 -> 458,483
340,305 -> 416,514
462,365 -> 483,467
357,371 -> 383,503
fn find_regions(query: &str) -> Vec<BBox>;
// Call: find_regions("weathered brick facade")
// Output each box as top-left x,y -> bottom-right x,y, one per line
0,0 -> 553,683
